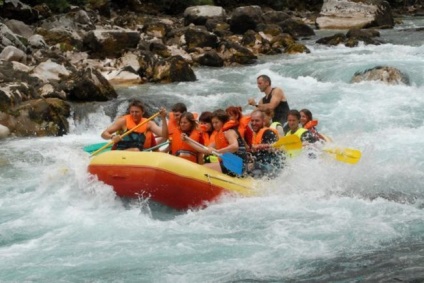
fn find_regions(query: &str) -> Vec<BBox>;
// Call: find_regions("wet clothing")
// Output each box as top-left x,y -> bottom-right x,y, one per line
304,120 -> 325,141
261,88 -> 290,125
113,116 -> 155,151
285,127 -> 317,158
286,127 -> 317,144
250,128 -> 284,179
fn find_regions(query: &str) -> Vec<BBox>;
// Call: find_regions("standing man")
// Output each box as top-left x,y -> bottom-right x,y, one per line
248,74 -> 290,126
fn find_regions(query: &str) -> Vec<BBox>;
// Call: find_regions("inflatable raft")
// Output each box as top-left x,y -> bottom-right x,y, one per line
88,151 -> 254,210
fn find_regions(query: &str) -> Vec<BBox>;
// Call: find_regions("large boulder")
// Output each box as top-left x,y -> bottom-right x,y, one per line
62,67 -> 118,101
196,50 -> 224,67
184,27 -> 219,50
152,55 -> 196,83
4,19 -> 33,39
0,0 -> 40,24
0,23 -> 27,51
83,29 -> 141,58
316,0 -> 394,29
278,19 -> 315,37
0,45 -> 27,63
184,5 -> 227,26
0,98 -> 70,137
230,6 -> 264,34
351,66 -> 410,85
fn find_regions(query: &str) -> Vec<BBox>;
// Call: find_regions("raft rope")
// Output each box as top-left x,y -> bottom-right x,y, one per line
204,174 -> 252,190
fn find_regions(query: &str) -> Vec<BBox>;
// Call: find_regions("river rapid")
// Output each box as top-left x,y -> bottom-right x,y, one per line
1,17 -> 423,282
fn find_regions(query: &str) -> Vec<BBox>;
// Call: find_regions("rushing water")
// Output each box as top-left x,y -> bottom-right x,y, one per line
1,18 -> 424,282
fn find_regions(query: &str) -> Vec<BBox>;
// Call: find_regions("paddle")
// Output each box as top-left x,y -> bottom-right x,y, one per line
84,140 -> 169,155
183,136 -> 243,175
323,147 -> 362,164
83,142 -> 111,154
272,135 -> 302,151
143,141 -> 169,152
90,112 -> 160,157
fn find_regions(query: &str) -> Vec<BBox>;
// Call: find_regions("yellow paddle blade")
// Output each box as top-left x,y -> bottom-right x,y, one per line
323,147 -> 362,164
273,135 -> 302,151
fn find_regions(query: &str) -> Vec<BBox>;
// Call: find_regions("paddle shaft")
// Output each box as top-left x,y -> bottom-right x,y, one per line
184,135 -> 219,156
184,135 -> 243,175
143,141 -> 169,152
90,112 -> 160,157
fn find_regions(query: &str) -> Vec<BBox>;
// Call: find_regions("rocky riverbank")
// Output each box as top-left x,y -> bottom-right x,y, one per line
0,0 -> 422,138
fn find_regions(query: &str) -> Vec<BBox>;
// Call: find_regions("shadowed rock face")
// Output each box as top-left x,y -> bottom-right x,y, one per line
0,98 -> 70,137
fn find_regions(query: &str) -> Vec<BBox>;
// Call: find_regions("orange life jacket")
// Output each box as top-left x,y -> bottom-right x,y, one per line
252,127 -> 279,145
304,120 -> 326,141
113,115 -> 153,150
199,123 -> 216,146
168,112 -> 199,138
304,120 -> 318,129
215,120 -> 238,149
171,128 -> 203,163
215,120 -> 249,153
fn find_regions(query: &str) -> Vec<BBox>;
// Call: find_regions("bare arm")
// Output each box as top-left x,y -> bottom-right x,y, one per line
101,116 -> 126,141
258,87 -> 286,111
216,130 -> 239,154
148,108 -> 168,138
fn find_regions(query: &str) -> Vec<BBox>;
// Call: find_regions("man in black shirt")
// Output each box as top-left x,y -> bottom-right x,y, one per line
248,74 -> 290,126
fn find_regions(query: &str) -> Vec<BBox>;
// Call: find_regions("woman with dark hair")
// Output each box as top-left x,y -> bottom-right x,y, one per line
170,112 -> 204,163
225,105 -> 253,147
300,109 -> 325,141
198,111 -> 215,146
185,109 -> 248,176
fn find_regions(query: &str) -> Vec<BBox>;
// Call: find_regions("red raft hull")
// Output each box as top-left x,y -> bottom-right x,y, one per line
88,151 -> 254,210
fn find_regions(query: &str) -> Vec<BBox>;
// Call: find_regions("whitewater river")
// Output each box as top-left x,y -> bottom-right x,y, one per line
1,17 -> 423,282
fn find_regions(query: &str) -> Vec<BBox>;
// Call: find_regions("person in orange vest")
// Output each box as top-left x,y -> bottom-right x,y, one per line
198,111 -> 215,146
225,105 -> 253,147
168,102 -> 187,138
170,112 -> 204,163
299,109 -> 326,141
249,110 -> 284,178
101,100 -> 167,151
184,109 -> 248,176
198,111 -> 218,163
